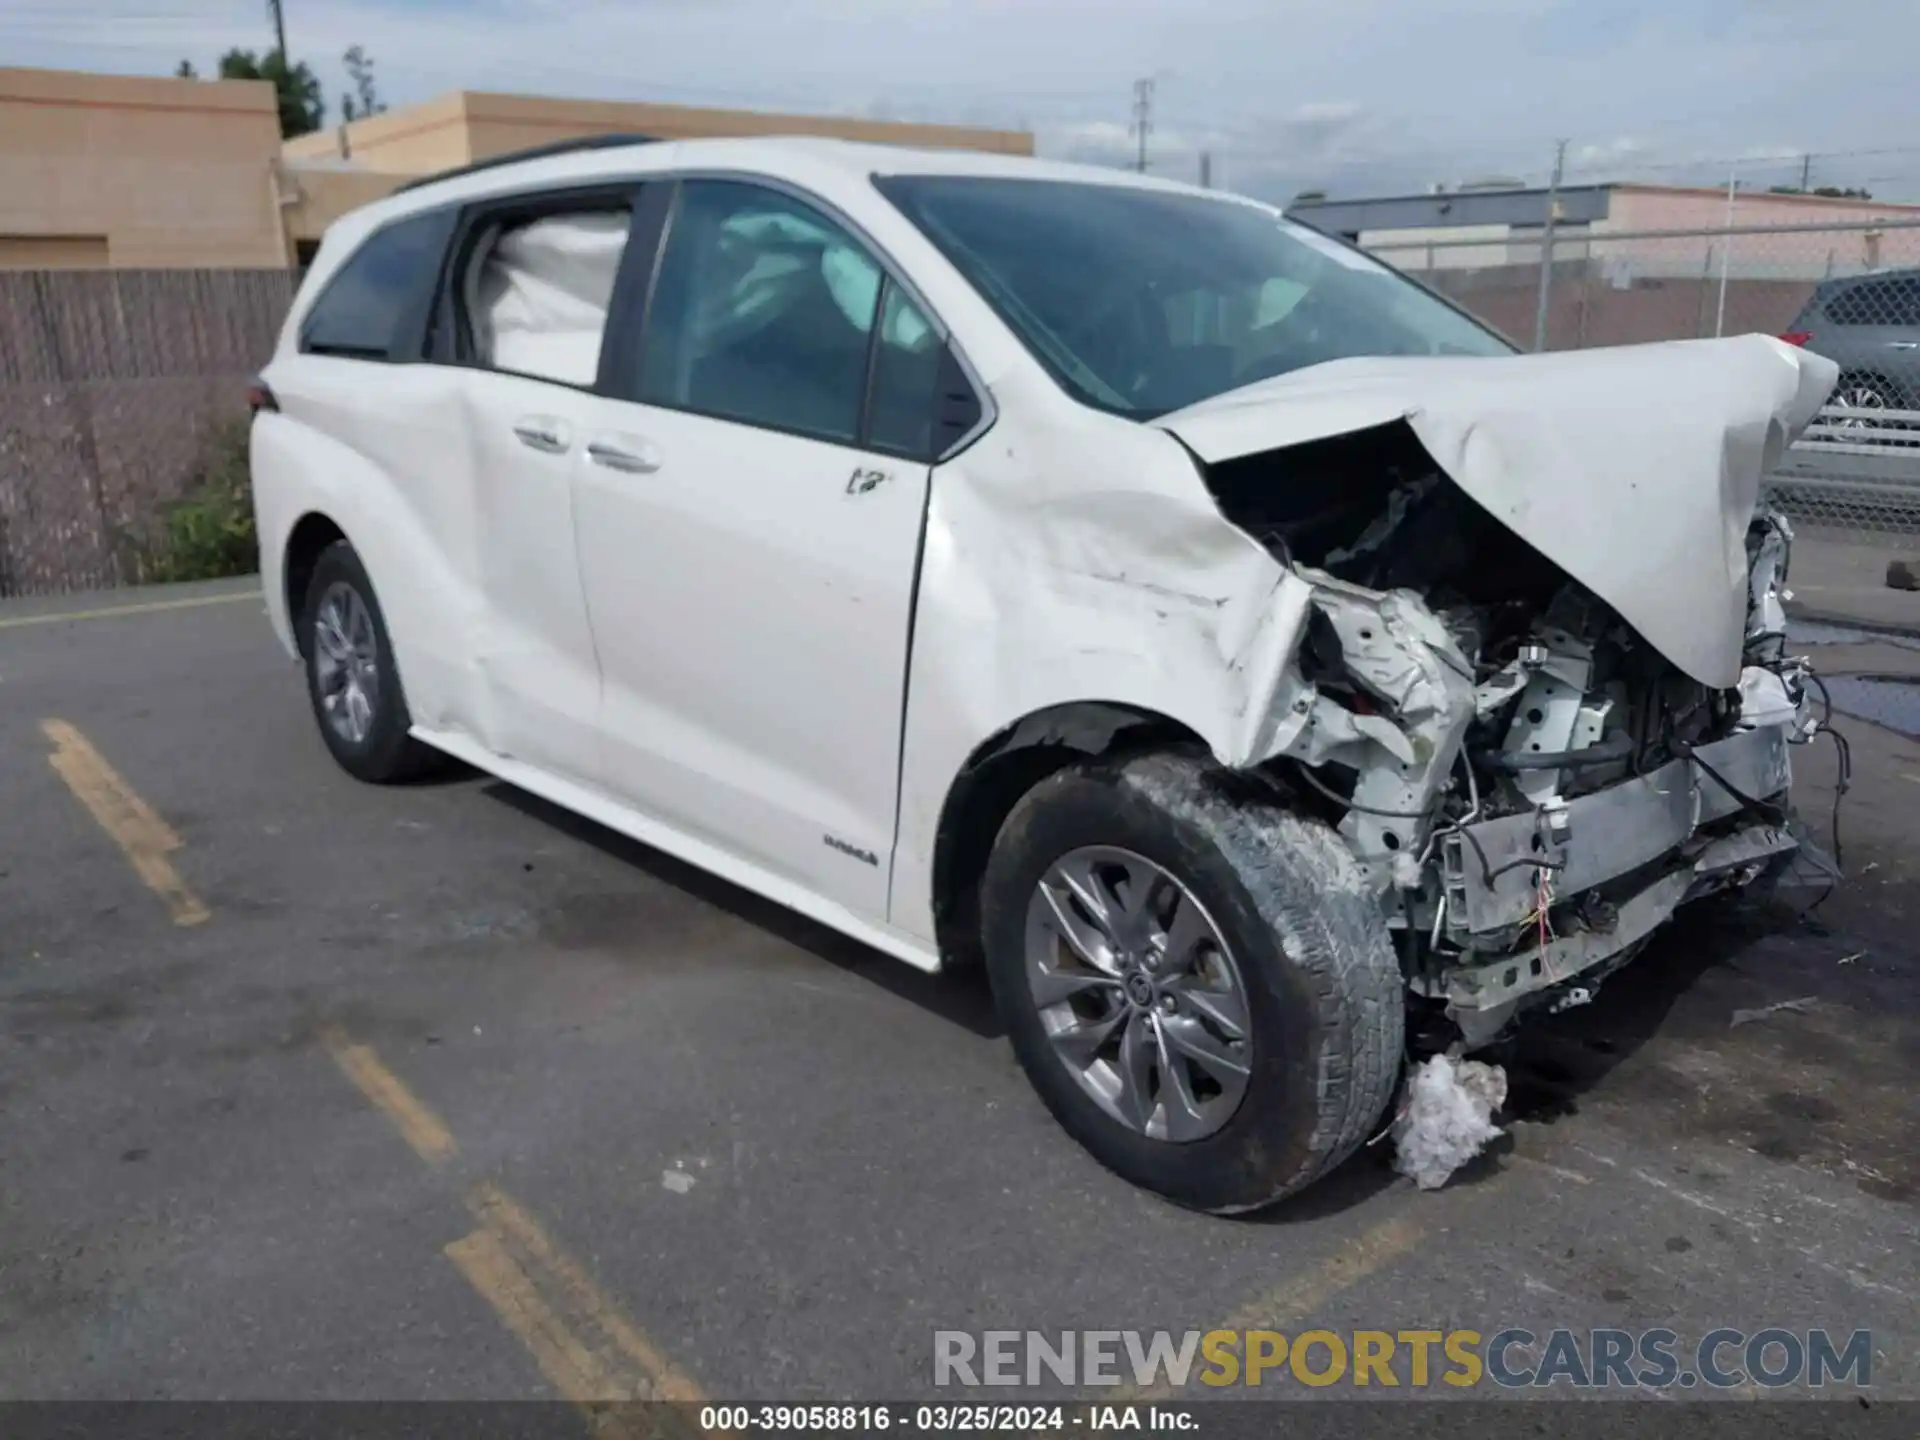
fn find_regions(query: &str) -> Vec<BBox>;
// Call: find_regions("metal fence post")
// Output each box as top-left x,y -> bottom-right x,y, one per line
1714,165 -> 1737,338
1532,139 -> 1567,352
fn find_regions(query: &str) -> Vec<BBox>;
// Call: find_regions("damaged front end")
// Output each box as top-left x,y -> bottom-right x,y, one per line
1153,340 -> 1841,1051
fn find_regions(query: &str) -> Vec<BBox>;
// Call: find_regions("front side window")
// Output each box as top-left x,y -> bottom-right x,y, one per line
301,207 -> 456,360
876,176 -> 1512,418
635,180 -> 888,444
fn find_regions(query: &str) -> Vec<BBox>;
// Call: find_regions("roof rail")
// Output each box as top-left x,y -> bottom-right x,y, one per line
395,132 -> 661,194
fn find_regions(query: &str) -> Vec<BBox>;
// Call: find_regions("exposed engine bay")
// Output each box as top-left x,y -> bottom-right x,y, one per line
1198,419 -> 1837,1050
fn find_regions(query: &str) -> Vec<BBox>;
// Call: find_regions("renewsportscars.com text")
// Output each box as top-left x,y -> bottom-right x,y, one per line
933,1328 -> 1872,1390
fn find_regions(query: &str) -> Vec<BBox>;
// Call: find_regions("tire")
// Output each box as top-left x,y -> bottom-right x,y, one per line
980,751 -> 1403,1213
300,540 -> 435,783
1833,370 -> 1909,417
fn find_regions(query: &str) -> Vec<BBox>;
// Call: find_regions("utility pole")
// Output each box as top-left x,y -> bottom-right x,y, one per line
1800,152 -> 1812,191
268,0 -> 288,59
1199,150 -> 1213,189
1130,77 -> 1154,173
1715,164 -> 1738,337
1531,138 -> 1568,353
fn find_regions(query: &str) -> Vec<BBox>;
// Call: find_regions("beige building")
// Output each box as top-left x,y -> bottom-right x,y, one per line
282,88 -> 1034,175
2,67 -> 1034,270
0,66 -> 289,268
1292,182 -> 1920,278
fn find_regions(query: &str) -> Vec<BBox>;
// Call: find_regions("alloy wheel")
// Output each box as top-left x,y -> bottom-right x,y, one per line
313,581 -> 381,746
1022,846 -> 1253,1142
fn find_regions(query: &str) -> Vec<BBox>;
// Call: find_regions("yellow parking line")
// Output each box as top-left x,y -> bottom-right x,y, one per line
462,1183 -> 708,1403
324,1029 -> 705,1411
324,1027 -> 458,1165
1213,1214 -> 1423,1333
470,1183 -> 707,1402
1119,1214 -> 1423,1402
446,1226 -> 634,1404
0,589 -> 258,631
41,718 -> 210,926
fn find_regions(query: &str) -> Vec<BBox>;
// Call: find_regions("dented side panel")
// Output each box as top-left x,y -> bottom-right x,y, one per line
888,369 -> 1318,942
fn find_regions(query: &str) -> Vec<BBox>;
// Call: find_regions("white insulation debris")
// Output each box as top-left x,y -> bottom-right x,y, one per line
1393,1055 -> 1509,1191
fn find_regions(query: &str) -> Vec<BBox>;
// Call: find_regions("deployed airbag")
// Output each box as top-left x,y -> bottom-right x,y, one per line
472,211 -> 628,386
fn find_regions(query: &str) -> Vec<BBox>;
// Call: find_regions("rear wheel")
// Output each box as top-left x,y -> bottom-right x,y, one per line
1833,371 -> 1909,420
979,751 -> 1404,1212
301,540 -> 435,783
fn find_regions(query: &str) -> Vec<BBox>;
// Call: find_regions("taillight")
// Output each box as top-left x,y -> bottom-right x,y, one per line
1780,330 -> 1813,347
247,376 -> 279,413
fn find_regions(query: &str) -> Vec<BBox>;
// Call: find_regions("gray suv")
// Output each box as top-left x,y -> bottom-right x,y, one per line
1783,267 -> 1920,414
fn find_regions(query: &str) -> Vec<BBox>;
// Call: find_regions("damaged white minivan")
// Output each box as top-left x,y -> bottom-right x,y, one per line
253,136 -> 1840,1212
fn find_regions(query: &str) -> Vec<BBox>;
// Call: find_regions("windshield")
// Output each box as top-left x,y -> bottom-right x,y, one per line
875,175 -> 1513,418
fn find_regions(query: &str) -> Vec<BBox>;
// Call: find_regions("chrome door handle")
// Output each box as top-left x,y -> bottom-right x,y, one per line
512,417 -> 570,453
585,438 -> 661,474
1887,341 -> 1918,350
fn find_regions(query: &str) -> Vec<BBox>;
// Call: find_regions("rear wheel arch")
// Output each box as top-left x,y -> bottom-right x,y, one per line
930,702 -> 1208,969
284,512 -> 347,659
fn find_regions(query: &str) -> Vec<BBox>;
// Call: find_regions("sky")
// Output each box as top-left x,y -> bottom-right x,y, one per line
9,0 -> 1920,204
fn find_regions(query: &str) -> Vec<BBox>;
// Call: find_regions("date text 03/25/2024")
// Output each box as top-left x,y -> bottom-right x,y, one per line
698,1405 -> 1193,1432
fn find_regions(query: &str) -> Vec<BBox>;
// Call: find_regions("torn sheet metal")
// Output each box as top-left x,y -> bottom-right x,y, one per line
1154,335 -> 1836,688
893,337 -> 1832,951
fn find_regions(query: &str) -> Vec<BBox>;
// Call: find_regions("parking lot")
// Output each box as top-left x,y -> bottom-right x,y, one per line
2,577 -> 1916,1405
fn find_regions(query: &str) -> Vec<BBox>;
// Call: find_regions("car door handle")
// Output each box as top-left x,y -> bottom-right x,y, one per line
512,416 -> 571,454
1887,341 -> 1918,350
585,437 -> 661,474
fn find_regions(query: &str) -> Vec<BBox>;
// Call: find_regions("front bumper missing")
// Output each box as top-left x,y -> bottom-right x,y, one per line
1428,725 -> 1798,1011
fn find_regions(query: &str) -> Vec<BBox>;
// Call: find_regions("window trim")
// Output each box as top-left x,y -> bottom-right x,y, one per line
599,170 -> 993,463
298,205 -> 460,363
427,180 -> 643,395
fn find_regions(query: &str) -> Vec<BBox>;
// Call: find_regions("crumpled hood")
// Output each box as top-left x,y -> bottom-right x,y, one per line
1154,335 -> 1837,688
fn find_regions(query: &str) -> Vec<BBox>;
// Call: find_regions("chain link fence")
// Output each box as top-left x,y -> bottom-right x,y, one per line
1366,219 -> 1920,546
0,268 -> 294,597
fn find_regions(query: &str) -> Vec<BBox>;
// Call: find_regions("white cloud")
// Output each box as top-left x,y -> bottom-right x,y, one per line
6,0 -> 1920,202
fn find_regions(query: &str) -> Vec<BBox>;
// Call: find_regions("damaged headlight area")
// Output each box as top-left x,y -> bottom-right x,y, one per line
1208,422 -> 1839,1052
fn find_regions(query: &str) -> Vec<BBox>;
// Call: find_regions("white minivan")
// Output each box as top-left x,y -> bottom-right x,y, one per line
253,134 -> 1835,1211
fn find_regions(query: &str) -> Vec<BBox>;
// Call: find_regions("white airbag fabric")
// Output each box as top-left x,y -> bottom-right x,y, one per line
473,212 -> 628,386
1155,335 -> 1836,688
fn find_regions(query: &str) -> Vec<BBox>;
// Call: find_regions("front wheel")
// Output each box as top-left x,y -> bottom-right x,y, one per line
980,751 -> 1404,1213
301,540 -> 435,783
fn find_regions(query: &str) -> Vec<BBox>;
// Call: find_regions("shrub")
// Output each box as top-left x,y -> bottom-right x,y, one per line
151,419 -> 258,582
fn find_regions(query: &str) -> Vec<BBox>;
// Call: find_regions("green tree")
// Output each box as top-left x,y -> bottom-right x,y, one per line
175,59 -> 197,79
1767,184 -> 1874,201
214,47 -> 324,138
340,44 -> 385,123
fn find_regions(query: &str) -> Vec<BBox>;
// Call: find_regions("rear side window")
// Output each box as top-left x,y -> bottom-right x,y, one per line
1823,276 -> 1920,328
458,207 -> 631,387
300,208 -> 456,360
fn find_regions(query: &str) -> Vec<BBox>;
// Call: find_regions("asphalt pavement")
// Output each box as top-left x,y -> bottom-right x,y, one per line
2,578 -> 1915,1405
